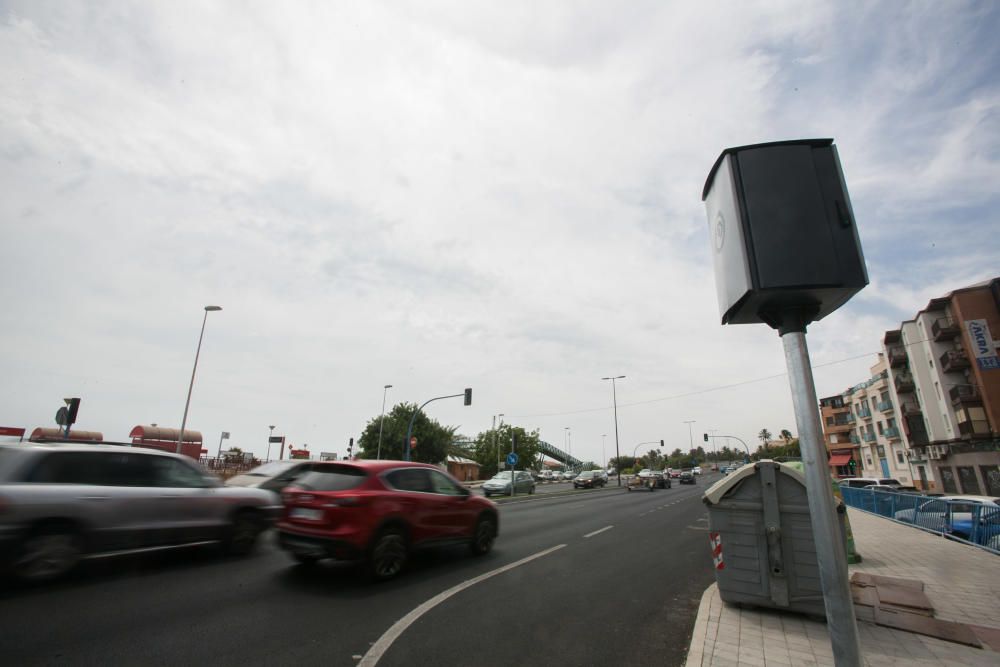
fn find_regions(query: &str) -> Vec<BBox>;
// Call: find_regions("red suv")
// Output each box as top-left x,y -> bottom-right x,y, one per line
277,460 -> 499,580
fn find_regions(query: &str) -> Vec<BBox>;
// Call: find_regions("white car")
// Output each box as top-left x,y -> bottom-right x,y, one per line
893,495 -> 999,539
692,466 -> 702,475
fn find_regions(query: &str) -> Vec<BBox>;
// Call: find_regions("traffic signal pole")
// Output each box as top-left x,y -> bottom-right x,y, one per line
404,389 -> 472,461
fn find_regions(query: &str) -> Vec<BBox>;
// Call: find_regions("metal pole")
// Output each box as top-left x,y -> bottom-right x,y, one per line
377,384 -> 392,460
266,425 -> 275,461
684,420 -> 695,453
178,309 -> 210,454
609,377 -> 624,486
602,434 -> 606,470
782,330 -> 862,666
497,414 -> 504,472
217,432 -> 224,459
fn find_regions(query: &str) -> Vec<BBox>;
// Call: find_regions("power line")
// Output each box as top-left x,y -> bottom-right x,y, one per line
507,349 -> 887,420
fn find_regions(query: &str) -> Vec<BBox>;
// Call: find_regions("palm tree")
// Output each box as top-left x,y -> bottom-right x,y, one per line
758,429 -> 772,449
780,429 -> 793,443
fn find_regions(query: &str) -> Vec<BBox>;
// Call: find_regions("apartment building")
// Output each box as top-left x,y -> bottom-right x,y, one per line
882,277 -> 1000,496
819,393 -> 857,476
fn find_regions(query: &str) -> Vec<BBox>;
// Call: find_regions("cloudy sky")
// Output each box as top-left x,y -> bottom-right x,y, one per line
2,1 -> 998,464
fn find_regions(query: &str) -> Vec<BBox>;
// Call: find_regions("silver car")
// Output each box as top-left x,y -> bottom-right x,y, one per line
226,460 -> 316,493
0,443 -> 282,582
482,470 -> 536,497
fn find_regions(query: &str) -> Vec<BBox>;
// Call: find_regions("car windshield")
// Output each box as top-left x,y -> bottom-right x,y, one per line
492,472 -> 512,480
245,461 -> 299,477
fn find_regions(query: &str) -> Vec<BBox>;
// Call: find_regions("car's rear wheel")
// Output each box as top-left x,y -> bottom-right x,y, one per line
470,515 -> 497,556
14,525 -> 82,582
369,529 -> 408,581
225,510 -> 263,556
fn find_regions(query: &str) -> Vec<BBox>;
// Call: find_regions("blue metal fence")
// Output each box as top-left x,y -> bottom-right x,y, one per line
840,486 -> 1000,553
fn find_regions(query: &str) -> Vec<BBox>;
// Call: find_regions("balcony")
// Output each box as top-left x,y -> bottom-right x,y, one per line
883,329 -> 902,345
958,420 -> 991,438
900,400 -> 921,416
857,406 -> 872,420
862,432 -> 877,443
895,373 -> 915,394
850,434 -> 860,444
847,413 -> 856,423
948,384 -> 982,405
939,349 -> 971,373
887,345 -> 908,368
884,426 -> 901,440
876,399 -> 894,413
931,317 -> 960,341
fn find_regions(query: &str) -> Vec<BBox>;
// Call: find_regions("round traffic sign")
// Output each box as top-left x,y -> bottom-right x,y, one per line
506,452 -> 519,466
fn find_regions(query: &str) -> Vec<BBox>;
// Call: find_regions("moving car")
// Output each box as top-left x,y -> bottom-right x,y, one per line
0,443 -> 281,582
692,466 -> 702,475
679,471 -> 696,484
573,470 -> 606,489
277,460 -> 498,579
225,460 -> 316,493
561,470 -> 577,481
482,470 -> 536,497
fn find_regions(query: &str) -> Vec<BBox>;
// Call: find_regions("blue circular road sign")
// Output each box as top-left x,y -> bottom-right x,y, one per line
506,452 -> 519,466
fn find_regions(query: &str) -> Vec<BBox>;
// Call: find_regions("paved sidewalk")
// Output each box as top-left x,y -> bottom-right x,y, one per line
685,508 -> 1000,666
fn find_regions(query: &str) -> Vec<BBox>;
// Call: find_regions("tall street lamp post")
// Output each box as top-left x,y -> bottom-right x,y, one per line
177,305 -> 222,454
684,420 -> 696,455
377,384 -> 393,460
602,434 -> 607,469
266,425 -> 276,461
602,375 -> 625,486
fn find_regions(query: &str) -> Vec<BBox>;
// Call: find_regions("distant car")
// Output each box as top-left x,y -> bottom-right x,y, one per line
710,464 -> 719,472
278,460 -> 498,580
573,470 -> 606,489
226,460 -> 316,494
679,471 -> 696,484
0,443 -> 280,582
669,470 -> 681,478
595,470 -> 609,483
562,471 -> 577,481
692,466 -> 702,475
538,470 -> 554,481
483,471 -> 536,497
637,469 -> 656,478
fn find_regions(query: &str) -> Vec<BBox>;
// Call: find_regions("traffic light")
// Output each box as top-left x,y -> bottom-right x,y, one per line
660,439 -> 664,447
463,388 -> 472,406
704,433 -> 709,442
347,437 -> 354,458
64,398 -> 81,425
848,457 -> 857,472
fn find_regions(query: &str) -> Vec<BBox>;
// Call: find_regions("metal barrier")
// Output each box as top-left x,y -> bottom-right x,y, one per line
840,486 -> 1000,552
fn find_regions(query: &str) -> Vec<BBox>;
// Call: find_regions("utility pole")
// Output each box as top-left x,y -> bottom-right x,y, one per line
602,375 -> 625,486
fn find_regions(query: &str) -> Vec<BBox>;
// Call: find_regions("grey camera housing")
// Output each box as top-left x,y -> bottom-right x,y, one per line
702,139 -> 868,328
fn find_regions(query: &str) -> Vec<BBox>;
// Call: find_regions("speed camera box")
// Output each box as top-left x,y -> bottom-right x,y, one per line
701,139 -> 868,327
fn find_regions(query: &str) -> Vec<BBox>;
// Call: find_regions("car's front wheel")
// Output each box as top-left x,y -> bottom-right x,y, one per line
13,524 -> 82,582
469,515 -> 497,556
224,510 -> 263,556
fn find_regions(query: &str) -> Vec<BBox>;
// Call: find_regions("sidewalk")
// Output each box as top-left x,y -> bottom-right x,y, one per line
684,508 -> 1000,666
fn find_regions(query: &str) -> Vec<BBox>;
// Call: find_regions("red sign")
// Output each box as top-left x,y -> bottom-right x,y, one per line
410,436 -> 417,448
0,426 -> 25,438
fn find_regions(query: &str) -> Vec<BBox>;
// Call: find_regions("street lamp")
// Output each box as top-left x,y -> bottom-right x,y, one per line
602,375 -> 625,486
684,420 -> 696,453
602,434 -> 607,469
377,384 -> 393,460
177,305 -> 222,454
266,424 -> 276,461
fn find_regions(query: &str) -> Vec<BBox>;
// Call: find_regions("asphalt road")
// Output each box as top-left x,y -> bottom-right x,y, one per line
0,475 -> 718,667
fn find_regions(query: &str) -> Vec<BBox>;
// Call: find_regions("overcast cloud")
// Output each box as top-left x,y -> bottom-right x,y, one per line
1,1 -> 998,463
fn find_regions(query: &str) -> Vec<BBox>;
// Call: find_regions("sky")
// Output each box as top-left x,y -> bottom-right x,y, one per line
1,1 -> 998,465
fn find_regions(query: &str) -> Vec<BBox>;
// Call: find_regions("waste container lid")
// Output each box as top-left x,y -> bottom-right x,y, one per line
702,459 -> 807,505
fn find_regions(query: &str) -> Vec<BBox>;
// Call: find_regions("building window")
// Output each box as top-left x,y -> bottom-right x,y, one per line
877,422 -> 884,435
981,465 -> 1000,496
876,446 -> 885,457
939,467 -> 958,494
866,457 -> 873,466
956,467 -> 982,495
896,451 -> 905,465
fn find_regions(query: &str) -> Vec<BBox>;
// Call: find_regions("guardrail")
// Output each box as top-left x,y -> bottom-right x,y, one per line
840,486 -> 1000,553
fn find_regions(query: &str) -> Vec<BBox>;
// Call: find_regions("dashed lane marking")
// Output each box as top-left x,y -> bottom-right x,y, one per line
583,525 -> 614,538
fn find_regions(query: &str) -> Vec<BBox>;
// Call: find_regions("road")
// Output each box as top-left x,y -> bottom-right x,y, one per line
0,475 -> 718,667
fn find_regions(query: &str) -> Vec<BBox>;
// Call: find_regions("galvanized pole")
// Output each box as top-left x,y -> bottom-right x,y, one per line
782,330 -> 862,666
376,384 -> 392,460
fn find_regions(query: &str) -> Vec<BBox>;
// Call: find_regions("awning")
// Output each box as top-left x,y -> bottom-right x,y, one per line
828,453 -> 853,466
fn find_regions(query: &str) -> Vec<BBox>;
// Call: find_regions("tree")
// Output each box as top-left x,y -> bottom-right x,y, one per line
758,429 -> 773,449
609,456 -> 636,472
470,424 -> 542,479
780,429 -> 793,443
356,402 -> 455,465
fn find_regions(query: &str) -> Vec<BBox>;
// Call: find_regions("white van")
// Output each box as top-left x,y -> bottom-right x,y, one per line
839,477 -> 901,489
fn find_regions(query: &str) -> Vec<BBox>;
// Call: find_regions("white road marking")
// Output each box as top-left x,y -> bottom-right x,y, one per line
357,543 -> 567,667
583,525 -> 614,538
